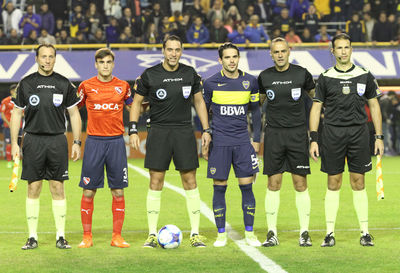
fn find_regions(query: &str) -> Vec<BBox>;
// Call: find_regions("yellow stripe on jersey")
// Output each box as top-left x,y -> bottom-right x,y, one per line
250,92 -> 259,102
212,91 -> 252,105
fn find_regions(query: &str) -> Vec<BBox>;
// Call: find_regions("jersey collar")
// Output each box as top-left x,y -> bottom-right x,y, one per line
334,64 -> 355,73
220,69 -> 245,78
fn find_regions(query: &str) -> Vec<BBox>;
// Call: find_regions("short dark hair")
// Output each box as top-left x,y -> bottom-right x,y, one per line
331,33 -> 352,48
35,44 -> 56,57
162,35 -> 183,49
218,42 -> 239,58
95,48 -> 115,61
9,83 -> 17,91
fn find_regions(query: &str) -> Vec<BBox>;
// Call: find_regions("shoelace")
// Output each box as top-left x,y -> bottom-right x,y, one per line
324,232 -> 334,243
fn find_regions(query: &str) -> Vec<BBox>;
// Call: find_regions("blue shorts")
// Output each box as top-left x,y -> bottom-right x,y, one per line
207,143 -> 259,180
79,135 -> 128,189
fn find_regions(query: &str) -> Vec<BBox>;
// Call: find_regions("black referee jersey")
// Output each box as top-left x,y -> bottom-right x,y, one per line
258,64 -> 315,128
13,72 -> 80,135
135,63 -> 202,127
314,64 -> 381,126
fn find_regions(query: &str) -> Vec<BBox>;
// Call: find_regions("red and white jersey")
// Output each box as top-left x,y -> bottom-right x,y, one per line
0,96 -> 14,128
78,76 -> 132,136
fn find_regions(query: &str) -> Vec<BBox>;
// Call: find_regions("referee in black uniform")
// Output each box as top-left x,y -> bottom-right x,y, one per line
129,35 -> 211,248
258,37 -> 315,247
10,44 -> 82,250
309,33 -> 384,247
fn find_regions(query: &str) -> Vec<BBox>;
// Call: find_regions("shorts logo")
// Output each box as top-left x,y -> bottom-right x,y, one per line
291,88 -> 301,101
182,86 -> 191,99
156,89 -> 167,99
115,87 -> 122,94
357,83 -> 366,96
266,89 -> 275,101
342,85 -> 350,95
53,94 -> 63,107
83,177 -> 91,185
210,167 -> 216,175
29,95 -> 40,106
242,81 -> 250,89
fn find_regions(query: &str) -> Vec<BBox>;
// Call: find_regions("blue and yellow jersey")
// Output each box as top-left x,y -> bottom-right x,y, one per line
203,70 -> 260,146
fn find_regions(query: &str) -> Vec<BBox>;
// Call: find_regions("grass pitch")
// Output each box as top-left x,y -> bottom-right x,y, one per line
0,156 -> 399,273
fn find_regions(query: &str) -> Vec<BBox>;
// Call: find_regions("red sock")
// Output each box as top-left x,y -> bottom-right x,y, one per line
112,196 -> 125,235
5,144 -> 11,161
81,195 -> 94,236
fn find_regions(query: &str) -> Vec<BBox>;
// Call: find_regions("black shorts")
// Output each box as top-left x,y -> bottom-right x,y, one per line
145,125 -> 199,171
21,133 -> 69,181
321,123 -> 372,174
263,126 -> 310,176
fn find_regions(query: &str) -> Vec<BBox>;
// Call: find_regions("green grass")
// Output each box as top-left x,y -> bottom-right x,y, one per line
0,157 -> 399,273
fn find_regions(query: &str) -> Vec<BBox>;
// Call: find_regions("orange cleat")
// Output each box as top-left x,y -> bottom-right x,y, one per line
111,234 -> 130,248
78,235 -> 93,248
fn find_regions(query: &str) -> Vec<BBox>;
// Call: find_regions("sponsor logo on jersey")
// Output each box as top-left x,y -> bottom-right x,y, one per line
37,85 -> 55,89
291,88 -> 301,101
340,81 -> 352,84
182,86 -> 191,99
342,85 -> 350,95
217,83 -> 227,87
53,93 -> 63,107
115,87 -> 122,94
83,177 -> 90,185
296,165 -> 310,169
266,89 -> 275,100
357,83 -> 366,96
374,79 -> 381,95
156,89 -> 167,99
210,167 -> 216,175
29,95 -> 40,106
272,81 -> 292,85
220,105 -> 245,115
163,78 -> 183,82
242,80 -> 250,89
93,103 -> 119,110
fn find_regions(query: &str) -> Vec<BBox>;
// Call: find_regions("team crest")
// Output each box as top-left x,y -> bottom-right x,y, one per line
266,89 -> 275,101
53,94 -> 63,107
357,83 -> 366,96
182,86 -> 191,99
210,167 -> 216,175
29,95 -> 40,106
115,86 -> 123,94
374,79 -> 382,95
291,88 -> 301,101
342,85 -> 350,95
83,177 -> 91,185
242,81 -> 250,89
156,89 -> 167,99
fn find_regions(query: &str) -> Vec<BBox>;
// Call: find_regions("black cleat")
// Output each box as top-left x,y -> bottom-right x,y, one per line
56,237 -> 71,249
190,233 -> 206,247
360,233 -> 374,246
321,232 -> 335,247
299,231 -> 312,247
143,234 -> 158,248
262,230 -> 279,247
21,237 -> 38,250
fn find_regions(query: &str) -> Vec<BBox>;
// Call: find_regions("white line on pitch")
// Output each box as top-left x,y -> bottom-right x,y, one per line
128,163 -> 287,273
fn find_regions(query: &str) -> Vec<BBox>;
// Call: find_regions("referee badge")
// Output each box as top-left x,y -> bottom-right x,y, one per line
357,83 -> 366,96
53,93 -> 63,107
242,81 -> 250,89
182,86 -> 192,99
156,89 -> 167,99
266,89 -> 275,101
210,167 -> 216,175
29,95 -> 40,106
342,85 -> 350,95
291,88 -> 301,101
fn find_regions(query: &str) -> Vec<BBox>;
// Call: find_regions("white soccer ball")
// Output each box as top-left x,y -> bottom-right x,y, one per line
158,224 -> 183,249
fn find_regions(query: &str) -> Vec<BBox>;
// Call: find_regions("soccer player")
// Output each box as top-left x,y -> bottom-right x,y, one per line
203,42 -> 262,247
77,48 -> 132,248
258,37 -> 315,247
129,35 -> 212,248
10,44 -> 82,250
309,33 -> 384,247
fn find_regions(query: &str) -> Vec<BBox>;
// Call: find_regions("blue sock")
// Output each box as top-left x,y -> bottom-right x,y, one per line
240,183 -> 255,230
213,185 -> 227,233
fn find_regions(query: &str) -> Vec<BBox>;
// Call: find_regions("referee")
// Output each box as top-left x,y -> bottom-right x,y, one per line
129,35 -> 211,248
10,44 -> 82,250
258,37 -> 315,247
309,33 -> 384,247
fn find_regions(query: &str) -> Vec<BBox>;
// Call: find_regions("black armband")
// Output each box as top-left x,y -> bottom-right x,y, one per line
128,121 -> 138,135
73,140 -> 82,146
309,131 -> 318,143
375,134 -> 384,140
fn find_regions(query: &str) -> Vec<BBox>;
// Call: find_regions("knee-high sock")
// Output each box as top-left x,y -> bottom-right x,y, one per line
81,195 -> 94,236
147,189 -> 161,235
213,185 -> 227,233
52,199 -> 67,239
112,196 -> 125,235
265,189 -> 280,235
185,188 -> 201,235
353,189 -> 369,235
296,188 -> 311,234
325,189 -> 340,235
26,198 -> 39,240
240,183 -> 256,231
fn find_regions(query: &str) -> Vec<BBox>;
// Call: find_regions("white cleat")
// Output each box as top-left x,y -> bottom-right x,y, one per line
245,231 -> 262,247
213,232 -> 227,247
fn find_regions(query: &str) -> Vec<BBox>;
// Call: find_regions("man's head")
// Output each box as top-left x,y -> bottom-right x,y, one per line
250,15 -> 259,26
26,4 -> 34,15
123,7 -> 132,17
95,48 -> 115,78
213,18 -> 222,29
218,42 -> 240,74
40,28 -> 48,37
6,2 -> 14,13
194,16 -> 203,27
9,83 -> 17,98
36,44 -> 57,75
162,35 -> 183,70
331,33 -> 352,66
281,8 -> 289,19
352,13 -> 359,22
40,3 -> 49,13
270,37 -> 290,71
379,12 -> 387,23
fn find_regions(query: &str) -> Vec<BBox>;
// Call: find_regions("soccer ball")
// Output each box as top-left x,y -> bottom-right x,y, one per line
158,224 -> 183,249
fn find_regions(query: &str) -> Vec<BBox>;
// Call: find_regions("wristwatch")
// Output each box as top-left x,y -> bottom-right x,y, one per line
374,135 -> 384,140
73,140 -> 82,146
203,128 -> 212,135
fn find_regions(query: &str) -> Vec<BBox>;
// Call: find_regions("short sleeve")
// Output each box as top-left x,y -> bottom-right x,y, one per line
124,81 -> 133,105
77,81 -> 86,107
192,71 -> 202,95
135,70 -> 150,96
313,74 -> 325,103
365,72 -> 381,99
13,82 -> 26,109
303,69 -> 315,92
65,81 -> 80,108
250,77 -> 259,103
257,74 -> 265,95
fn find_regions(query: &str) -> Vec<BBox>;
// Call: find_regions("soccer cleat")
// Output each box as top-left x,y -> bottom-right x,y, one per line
299,231 -> 312,247
78,235 -> 93,248
21,237 -> 38,250
190,233 -> 206,247
213,232 -> 227,247
321,232 -> 335,247
143,234 -> 158,248
111,234 -> 130,248
360,233 -> 374,246
56,237 -> 71,249
262,230 -> 279,247
245,231 -> 261,247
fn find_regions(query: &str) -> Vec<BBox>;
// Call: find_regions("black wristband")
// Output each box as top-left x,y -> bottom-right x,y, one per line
309,131 -> 318,143
128,121 -> 138,135
203,128 -> 212,135
375,134 -> 384,140
73,140 -> 81,146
